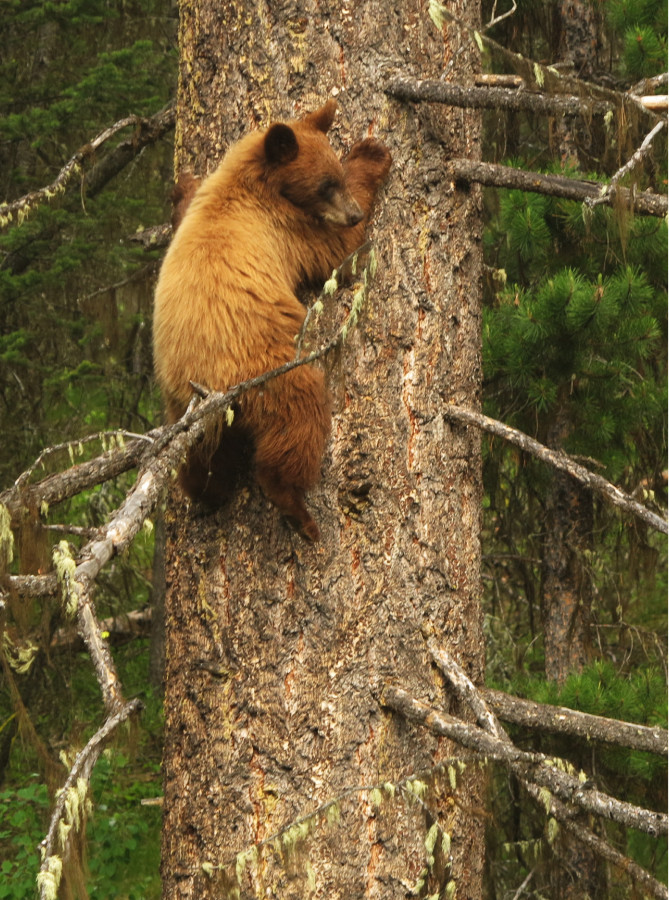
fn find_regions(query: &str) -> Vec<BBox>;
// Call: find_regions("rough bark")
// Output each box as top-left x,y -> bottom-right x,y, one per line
160,2 -> 484,899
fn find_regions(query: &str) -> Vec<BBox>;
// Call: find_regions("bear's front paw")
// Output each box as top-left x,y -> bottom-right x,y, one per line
345,139 -> 392,178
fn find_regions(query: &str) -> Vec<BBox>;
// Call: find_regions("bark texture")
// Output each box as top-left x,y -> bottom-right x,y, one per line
161,2 -> 484,898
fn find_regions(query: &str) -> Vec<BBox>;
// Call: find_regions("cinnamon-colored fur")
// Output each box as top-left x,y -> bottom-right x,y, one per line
153,100 -> 391,540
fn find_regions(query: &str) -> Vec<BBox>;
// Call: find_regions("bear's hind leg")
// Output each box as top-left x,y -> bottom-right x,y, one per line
255,468 -> 321,542
180,425 -> 253,508
249,367 -> 330,542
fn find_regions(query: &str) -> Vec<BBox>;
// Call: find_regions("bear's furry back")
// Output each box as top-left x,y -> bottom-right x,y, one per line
152,101 -> 391,538
153,118 -> 358,421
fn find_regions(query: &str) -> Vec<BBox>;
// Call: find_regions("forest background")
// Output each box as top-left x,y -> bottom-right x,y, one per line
0,0 -> 666,898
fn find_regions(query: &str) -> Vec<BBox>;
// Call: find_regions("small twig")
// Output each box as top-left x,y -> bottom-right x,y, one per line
443,405 -> 668,534
585,120 -> 667,210
486,0 -> 517,30
76,263 -> 159,306
44,524 -> 99,538
294,241 -> 372,360
510,867 -> 537,900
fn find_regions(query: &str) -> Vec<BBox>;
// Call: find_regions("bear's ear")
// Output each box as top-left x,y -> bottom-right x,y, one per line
303,99 -> 337,134
264,123 -> 299,166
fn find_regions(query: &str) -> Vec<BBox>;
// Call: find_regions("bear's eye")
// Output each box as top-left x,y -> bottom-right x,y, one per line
318,177 -> 339,200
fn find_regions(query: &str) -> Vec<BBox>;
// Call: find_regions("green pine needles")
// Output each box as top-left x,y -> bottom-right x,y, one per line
484,187 -> 667,477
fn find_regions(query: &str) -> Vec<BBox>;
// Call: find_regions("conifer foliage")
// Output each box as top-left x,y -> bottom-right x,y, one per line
484,191 -> 666,477
0,0 -> 176,484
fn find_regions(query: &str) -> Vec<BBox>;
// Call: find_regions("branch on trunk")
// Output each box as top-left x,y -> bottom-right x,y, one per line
421,634 -> 668,899
424,1 -> 661,126
443,405 -> 668,534
386,75 -> 614,117
379,684 -> 667,836
484,688 -> 668,756
446,158 -> 668,218
0,104 -> 175,232
83,104 -> 175,199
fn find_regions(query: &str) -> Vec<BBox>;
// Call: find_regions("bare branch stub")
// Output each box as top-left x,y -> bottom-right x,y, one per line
421,639 -> 668,900
484,688 -> 668,756
385,75 -> 613,117
446,159 -> 668,218
380,684 -> 668,837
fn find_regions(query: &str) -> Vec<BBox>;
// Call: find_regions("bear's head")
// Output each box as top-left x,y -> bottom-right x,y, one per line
262,100 -> 364,228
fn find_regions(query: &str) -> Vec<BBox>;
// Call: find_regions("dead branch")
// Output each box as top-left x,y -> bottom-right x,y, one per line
629,73 -> 669,96
485,0 -> 517,29
37,698 -> 142,900
379,684 -> 667,837
423,635 -> 668,899
0,430 -> 160,526
0,104 -> 175,232
385,75 -> 614,117
636,95 -> 668,111
483,688 -> 668,756
585,119 -> 667,210
425,0 -> 660,126
51,608 -> 152,649
13,429 -> 155,493
7,572 -> 58,598
443,405 -> 668,534
82,103 -> 175,199
474,74 -> 524,88
446,158 -> 668,217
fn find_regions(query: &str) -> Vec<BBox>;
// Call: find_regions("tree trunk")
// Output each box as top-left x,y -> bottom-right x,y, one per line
541,409 -> 592,686
160,2 -> 484,898
541,410 -> 600,899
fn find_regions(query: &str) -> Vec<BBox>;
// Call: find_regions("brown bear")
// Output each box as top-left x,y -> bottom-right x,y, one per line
153,100 -> 391,541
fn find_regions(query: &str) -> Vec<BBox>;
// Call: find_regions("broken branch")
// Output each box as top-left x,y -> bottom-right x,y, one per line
380,684 -> 667,836
446,158 -> 668,218
443,405 -> 668,534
